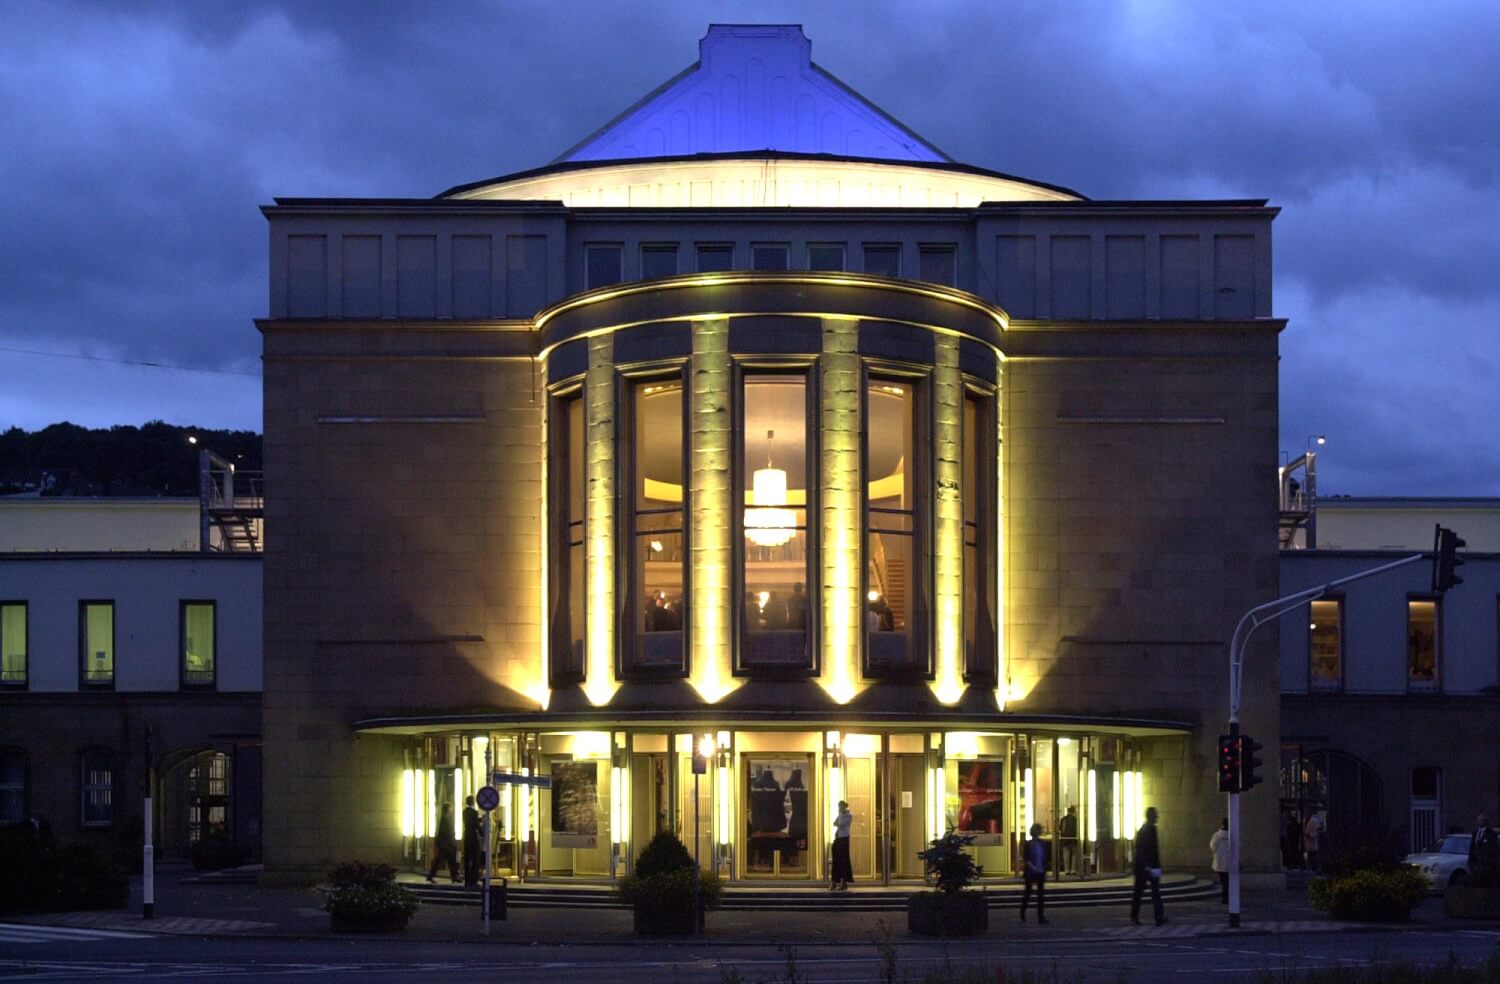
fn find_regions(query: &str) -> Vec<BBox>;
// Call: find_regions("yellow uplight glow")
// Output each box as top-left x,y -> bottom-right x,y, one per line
931,337 -> 965,704
584,335 -> 620,706
454,768 -> 464,841
1086,768 -> 1098,842
819,317 -> 863,705
1023,767 -> 1035,834
1112,770 -> 1122,841
716,759 -> 730,847
426,769 -> 436,839
400,769 -> 415,838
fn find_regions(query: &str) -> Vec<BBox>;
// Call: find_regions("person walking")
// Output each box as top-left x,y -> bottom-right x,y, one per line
830,800 -> 854,890
1130,806 -> 1166,926
462,795 -> 482,887
1020,822 -> 1049,923
1303,812 -> 1323,873
1209,817 -> 1230,904
427,801 -> 460,884
1469,813 -> 1498,871
1058,806 -> 1079,875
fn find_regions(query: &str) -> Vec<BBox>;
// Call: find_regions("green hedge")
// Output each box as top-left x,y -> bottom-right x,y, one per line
1309,867 -> 1428,922
0,825 -> 128,915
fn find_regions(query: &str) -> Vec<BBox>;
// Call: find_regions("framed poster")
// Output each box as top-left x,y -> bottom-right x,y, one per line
956,758 -> 1005,846
550,760 -> 599,849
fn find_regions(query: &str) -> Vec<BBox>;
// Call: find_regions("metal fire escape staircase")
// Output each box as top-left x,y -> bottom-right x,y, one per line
199,450 -> 263,553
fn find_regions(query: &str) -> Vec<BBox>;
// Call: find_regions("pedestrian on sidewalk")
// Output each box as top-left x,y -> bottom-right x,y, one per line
830,800 -> 853,890
1303,812 -> 1323,873
1130,806 -> 1166,926
1209,817 -> 1230,904
462,795 -> 482,887
427,802 -> 460,884
1020,822 -> 1049,923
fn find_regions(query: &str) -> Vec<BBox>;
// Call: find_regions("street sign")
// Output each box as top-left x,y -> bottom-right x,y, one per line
475,785 -> 500,812
492,770 -> 552,789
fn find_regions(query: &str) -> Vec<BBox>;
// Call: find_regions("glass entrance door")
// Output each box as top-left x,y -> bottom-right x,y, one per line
743,752 -> 813,878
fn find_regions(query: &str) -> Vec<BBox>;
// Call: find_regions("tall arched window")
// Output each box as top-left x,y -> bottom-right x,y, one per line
549,391 -> 586,684
865,375 -> 925,674
628,374 -> 686,673
962,386 -> 998,681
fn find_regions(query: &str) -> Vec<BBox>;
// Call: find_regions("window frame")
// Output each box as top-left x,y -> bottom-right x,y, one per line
79,745 -> 114,829
620,364 -> 691,679
750,243 -> 791,272
862,243 -> 902,279
547,384 -> 587,687
584,242 -> 624,291
640,243 -> 680,280
1406,595 -> 1441,693
0,601 -> 26,689
78,600 -> 115,690
733,360 -> 820,677
961,381 -> 999,684
1307,595 -> 1345,693
807,243 -> 846,271
180,600 -> 218,689
695,242 -> 735,273
860,363 -> 933,679
918,243 -> 959,287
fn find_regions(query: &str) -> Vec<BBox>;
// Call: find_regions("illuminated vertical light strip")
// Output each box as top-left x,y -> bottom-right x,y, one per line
688,317 -> 739,702
427,769 -> 437,839
993,358 -> 1006,710
454,768 -> 464,841
400,769 -> 415,838
1111,770 -> 1122,841
716,761 -> 730,847
931,336 -> 965,704
820,317 -> 862,704
584,335 -> 620,706
1086,769 -> 1098,843
1023,767 -> 1035,834
519,767 -> 532,841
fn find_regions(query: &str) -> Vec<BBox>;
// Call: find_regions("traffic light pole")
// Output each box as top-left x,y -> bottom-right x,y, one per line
1225,551 -> 1425,928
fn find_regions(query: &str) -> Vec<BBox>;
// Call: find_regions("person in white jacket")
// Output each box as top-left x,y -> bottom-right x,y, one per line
1209,818 -> 1230,904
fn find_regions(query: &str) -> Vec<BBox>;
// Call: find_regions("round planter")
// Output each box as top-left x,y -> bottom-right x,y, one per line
907,891 -> 988,937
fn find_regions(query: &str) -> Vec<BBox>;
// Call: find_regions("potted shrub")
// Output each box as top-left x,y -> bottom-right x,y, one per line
323,861 -> 420,933
909,828 -> 987,937
1309,866 -> 1427,922
615,831 -> 722,936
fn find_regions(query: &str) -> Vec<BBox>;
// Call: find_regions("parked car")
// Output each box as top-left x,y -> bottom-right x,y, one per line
1404,834 -> 1472,892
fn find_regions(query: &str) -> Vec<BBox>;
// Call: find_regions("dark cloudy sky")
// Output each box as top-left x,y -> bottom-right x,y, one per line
1,1 -> 1496,495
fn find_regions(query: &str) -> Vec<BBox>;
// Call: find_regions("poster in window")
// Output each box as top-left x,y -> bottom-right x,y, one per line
550,760 -> 599,848
745,758 -> 809,845
956,759 -> 1005,846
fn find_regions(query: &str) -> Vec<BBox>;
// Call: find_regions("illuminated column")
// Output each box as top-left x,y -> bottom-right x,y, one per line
819,317 -> 861,704
689,318 -> 738,702
584,335 -> 620,706
932,336 -> 965,704
994,357 -> 1006,711
535,392 -> 551,709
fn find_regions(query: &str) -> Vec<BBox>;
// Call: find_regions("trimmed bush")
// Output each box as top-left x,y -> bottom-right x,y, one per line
1310,866 -> 1428,922
917,828 -> 983,894
633,830 -> 696,878
616,831 -> 721,935
0,824 -> 127,915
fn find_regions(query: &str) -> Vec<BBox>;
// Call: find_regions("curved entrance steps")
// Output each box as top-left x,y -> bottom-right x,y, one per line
405,873 -> 1218,911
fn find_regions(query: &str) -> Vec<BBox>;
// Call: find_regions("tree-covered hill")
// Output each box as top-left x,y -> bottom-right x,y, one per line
0,422 -> 262,497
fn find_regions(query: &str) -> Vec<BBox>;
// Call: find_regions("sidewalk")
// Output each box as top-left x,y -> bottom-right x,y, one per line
8,864 -> 1467,946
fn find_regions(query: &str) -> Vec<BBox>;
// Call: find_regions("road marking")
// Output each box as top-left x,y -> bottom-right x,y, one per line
0,922 -> 151,944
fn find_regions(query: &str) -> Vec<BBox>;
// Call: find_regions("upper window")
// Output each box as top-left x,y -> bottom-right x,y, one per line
863,244 -> 901,278
741,374 -> 811,671
1408,599 -> 1439,691
630,376 -> 686,673
80,602 -> 114,687
962,388 -> 998,681
808,244 -> 846,271
1309,599 -> 1342,691
919,245 -> 958,286
697,243 -> 734,272
1,603 -> 24,687
866,376 -> 923,675
549,393 -> 586,684
80,747 -> 113,827
0,746 -> 23,824
585,244 -> 623,290
182,602 -> 216,687
751,244 -> 790,272
641,244 -> 679,280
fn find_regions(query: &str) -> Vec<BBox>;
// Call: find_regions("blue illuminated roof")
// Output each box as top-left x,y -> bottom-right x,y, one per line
555,25 -> 950,164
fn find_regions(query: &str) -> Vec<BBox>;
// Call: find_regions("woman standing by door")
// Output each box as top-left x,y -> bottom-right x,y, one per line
830,800 -> 854,890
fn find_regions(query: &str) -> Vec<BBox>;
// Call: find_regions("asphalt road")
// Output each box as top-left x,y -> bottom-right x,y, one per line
2,926 -> 1499,983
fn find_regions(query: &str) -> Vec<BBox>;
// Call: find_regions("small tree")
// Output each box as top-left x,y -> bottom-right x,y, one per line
918,827 -> 983,894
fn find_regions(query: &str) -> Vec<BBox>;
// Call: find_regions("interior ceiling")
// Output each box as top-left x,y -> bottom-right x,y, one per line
636,380 -> 911,492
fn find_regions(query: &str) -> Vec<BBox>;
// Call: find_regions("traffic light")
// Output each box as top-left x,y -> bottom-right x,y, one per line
1218,734 -> 1240,793
1240,735 -> 1265,791
1433,525 -> 1466,593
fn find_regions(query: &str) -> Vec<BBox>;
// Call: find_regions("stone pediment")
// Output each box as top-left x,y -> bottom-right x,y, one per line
556,24 -> 949,164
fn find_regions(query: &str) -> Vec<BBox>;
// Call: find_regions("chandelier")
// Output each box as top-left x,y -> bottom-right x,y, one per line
745,430 -> 797,548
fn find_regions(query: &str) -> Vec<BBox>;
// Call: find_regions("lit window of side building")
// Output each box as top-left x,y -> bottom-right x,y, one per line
259,24 -> 1283,886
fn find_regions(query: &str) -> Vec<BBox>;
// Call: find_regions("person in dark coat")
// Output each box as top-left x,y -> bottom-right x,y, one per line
1470,813 -> 1498,873
462,795 -> 483,887
427,802 -> 460,884
1130,806 -> 1166,926
1020,822 -> 1049,923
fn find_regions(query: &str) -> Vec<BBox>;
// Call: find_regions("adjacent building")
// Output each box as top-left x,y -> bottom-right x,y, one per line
260,25 -> 1283,885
